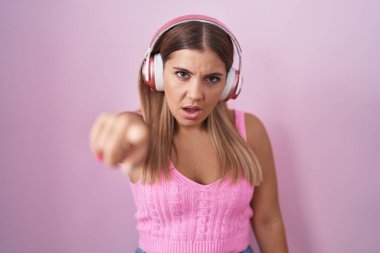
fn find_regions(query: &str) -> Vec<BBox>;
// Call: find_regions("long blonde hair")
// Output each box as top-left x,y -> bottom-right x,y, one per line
138,21 -> 263,186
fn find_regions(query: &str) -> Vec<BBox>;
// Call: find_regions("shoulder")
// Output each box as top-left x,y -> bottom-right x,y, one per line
227,108 -> 235,123
243,112 -> 272,153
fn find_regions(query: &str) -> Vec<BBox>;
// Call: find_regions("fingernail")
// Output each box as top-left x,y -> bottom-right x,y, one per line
96,154 -> 103,163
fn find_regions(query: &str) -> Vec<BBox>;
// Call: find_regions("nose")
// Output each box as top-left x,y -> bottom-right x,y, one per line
186,78 -> 204,100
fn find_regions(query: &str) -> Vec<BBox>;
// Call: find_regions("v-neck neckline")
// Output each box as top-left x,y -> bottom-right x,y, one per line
169,160 -> 226,190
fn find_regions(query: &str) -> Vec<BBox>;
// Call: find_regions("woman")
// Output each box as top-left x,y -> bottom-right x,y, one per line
89,15 -> 288,253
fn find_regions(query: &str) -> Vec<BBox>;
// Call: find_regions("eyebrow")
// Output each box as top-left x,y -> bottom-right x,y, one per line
173,67 -> 224,76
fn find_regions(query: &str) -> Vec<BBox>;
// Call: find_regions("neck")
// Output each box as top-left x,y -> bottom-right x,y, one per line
175,123 -> 208,138
171,123 -> 211,164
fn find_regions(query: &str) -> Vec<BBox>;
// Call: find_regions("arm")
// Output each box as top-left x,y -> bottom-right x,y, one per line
245,113 -> 289,253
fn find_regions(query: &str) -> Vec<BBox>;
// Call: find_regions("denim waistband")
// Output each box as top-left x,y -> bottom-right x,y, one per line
135,245 -> 253,253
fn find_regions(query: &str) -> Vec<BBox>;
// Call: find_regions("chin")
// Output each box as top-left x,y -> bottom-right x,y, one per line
173,114 -> 206,129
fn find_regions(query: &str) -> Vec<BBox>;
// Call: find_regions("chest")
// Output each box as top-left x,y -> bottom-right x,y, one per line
172,135 -> 221,185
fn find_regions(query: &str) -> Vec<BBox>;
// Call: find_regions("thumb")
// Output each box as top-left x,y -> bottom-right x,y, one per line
120,163 -> 134,175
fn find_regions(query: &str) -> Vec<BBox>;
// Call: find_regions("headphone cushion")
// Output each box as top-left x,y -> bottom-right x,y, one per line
142,56 -> 155,90
154,54 -> 164,91
221,68 -> 237,101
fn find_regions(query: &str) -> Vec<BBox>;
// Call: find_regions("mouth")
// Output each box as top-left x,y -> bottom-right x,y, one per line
182,105 -> 201,113
181,105 -> 202,120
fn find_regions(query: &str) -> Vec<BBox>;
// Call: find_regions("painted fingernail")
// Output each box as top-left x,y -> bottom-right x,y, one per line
96,154 -> 103,163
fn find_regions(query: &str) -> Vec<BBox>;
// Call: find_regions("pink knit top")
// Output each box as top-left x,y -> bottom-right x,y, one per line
128,110 -> 255,253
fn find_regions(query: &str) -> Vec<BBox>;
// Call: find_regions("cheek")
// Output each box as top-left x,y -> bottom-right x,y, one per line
164,86 -> 180,112
163,75 -> 183,104
207,87 -> 224,102
163,71 -> 176,93
165,90 -> 175,105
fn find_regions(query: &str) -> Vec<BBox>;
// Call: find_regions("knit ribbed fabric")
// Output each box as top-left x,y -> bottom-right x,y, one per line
128,110 -> 255,253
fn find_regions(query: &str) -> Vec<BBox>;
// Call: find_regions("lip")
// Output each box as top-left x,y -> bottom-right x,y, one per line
183,105 -> 201,110
181,105 -> 202,120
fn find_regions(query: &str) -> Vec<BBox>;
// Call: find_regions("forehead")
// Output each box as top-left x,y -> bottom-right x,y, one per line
165,49 -> 226,71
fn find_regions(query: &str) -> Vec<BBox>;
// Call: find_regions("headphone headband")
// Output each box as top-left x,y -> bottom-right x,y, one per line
145,15 -> 242,59
143,14 -> 243,101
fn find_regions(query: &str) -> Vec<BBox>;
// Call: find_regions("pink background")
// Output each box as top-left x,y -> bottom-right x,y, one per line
1,0 -> 379,252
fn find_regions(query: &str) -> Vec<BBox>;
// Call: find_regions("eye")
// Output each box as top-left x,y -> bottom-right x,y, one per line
206,75 -> 221,84
175,71 -> 190,80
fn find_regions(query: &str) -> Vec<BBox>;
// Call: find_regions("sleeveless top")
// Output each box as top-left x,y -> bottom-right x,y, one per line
128,110 -> 255,253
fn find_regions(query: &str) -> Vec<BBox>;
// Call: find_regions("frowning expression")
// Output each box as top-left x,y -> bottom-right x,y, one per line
163,48 -> 227,130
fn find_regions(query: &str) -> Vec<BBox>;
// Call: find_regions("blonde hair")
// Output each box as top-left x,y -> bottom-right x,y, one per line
138,21 -> 263,186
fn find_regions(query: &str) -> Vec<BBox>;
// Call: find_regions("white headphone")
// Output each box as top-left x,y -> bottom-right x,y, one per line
141,14 -> 243,101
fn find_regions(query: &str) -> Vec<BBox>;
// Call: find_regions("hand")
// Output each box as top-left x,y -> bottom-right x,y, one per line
89,112 -> 149,174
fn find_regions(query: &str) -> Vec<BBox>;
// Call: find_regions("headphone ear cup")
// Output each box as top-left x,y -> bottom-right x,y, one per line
153,54 -> 164,91
141,58 -> 148,83
141,54 -> 164,91
142,56 -> 155,91
221,68 -> 239,101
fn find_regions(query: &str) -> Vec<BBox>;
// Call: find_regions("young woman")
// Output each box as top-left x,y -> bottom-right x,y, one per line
89,15 -> 288,253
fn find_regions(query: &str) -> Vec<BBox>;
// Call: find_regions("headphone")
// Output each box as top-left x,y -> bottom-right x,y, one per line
141,14 -> 243,101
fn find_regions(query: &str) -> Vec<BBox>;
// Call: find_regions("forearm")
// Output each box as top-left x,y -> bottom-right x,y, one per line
252,217 -> 289,253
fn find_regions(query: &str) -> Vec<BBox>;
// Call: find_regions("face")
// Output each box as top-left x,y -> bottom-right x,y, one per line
163,48 -> 227,130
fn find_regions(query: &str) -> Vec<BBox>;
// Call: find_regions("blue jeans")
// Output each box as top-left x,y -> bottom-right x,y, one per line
135,245 -> 253,253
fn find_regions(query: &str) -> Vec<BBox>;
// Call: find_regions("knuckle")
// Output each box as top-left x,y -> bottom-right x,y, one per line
119,114 -> 131,125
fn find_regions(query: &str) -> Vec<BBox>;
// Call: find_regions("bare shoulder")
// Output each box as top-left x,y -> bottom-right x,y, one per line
244,112 -> 272,153
227,109 -> 235,123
